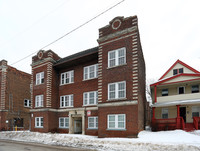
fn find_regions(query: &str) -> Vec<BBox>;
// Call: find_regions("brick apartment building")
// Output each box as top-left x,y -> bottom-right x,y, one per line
30,15 -> 147,137
0,60 -> 31,130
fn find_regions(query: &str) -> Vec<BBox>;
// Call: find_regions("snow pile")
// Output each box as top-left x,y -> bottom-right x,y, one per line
0,130 -> 200,151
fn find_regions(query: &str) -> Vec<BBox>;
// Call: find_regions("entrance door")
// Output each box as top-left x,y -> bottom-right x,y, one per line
74,120 -> 82,134
180,107 -> 186,122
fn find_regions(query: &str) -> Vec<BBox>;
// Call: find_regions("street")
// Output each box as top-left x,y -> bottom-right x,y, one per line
0,140 -> 94,151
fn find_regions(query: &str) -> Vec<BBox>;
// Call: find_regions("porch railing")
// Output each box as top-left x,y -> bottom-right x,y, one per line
193,117 -> 200,130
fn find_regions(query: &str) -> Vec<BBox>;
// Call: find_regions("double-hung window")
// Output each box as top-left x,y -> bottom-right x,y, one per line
36,72 -> 44,85
108,81 -> 126,100
84,64 -> 98,80
162,89 -> 168,96
59,117 -> 69,128
108,47 -> 126,68
60,70 -> 74,85
88,117 -> 98,129
60,94 -> 73,107
162,108 -> 168,119
35,117 -> 43,128
108,114 -> 126,130
35,95 -> 43,107
178,86 -> 185,94
83,91 -> 98,106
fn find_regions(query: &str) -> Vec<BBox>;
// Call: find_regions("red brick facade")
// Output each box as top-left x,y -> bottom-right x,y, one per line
30,16 -> 146,137
0,60 -> 31,131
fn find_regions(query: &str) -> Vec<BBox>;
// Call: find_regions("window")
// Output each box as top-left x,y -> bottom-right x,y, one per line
173,68 -> 183,75
36,72 -> 44,85
108,81 -> 126,100
192,106 -> 200,118
88,117 -> 98,129
60,94 -> 73,107
83,91 -> 98,106
162,108 -> 168,119
108,47 -> 126,68
162,89 -> 168,96
178,87 -> 185,94
84,64 -> 98,80
59,117 -> 69,128
24,99 -> 31,107
35,95 -> 43,107
108,114 -> 126,129
60,70 -> 74,85
192,85 -> 199,93
35,117 -> 43,128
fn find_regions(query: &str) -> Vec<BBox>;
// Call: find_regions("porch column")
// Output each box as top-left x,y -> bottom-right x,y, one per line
177,105 -> 180,118
154,86 -> 157,103
82,114 -> 85,135
176,105 -> 181,129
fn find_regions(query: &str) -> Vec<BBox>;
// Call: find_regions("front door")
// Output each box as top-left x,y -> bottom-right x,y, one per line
74,120 -> 82,134
180,107 -> 186,122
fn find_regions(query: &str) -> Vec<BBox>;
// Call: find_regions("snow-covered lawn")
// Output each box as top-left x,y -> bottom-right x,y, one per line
0,130 -> 200,151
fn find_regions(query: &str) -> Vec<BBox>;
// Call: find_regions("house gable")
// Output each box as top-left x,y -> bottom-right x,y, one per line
159,59 -> 200,80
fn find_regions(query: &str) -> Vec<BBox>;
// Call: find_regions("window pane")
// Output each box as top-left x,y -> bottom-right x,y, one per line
41,118 -> 43,126
118,57 -> 125,65
179,68 -> 183,74
89,92 -> 95,104
109,51 -> 115,59
179,87 -> 184,94
65,118 -> 69,127
162,89 -> 168,96
109,115 -> 115,121
173,69 -> 178,75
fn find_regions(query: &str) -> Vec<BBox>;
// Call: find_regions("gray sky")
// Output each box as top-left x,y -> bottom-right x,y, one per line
1,0 -> 200,80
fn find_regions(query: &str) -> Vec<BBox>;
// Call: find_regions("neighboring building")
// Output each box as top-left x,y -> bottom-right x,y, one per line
30,15 -> 147,137
0,60 -> 31,131
151,59 -> 200,131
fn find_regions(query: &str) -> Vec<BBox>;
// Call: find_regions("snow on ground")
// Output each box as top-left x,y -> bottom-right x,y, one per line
0,130 -> 200,151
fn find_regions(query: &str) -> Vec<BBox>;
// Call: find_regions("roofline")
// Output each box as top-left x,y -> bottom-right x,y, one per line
54,47 -> 98,67
159,59 -> 200,80
151,73 -> 200,86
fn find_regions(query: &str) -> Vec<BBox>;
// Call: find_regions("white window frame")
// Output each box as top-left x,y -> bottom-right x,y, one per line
60,70 -> 74,85
36,72 -> 44,85
108,47 -> 126,68
88,116 -> 98,129
60,94 -> 73,108
35,117 -> 43,128
162,108 -> 168,119
107,114 -> 126,130
83,64 -> 98,80
24,99 -> 31,107
35,95 -> 43,107
108,81 -> 126,100
83,91 -> 98,106
59,117 -> 69,128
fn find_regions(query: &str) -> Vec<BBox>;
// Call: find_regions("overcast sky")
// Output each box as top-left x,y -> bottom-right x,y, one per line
1,0 -> 200,81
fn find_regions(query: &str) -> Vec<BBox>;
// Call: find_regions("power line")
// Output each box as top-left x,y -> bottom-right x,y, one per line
11,0 -> 125,66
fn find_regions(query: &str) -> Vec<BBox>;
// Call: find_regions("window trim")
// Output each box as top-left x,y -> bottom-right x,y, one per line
108,81 -> 126,100
88,116 -> 98,129
36,72 -> 44,85
60,70 -> 74,85
108,47 -> 126,68
35,95 -> 43,108
35,117 -> 43,128
59,117 -> 69,129
83,91 -> 98,106
83,64 -> 98,80
60,94 -> 74,108
107,114 -> 126,130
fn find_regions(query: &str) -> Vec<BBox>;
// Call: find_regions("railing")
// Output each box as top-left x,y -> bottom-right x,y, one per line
193,117 -> 200,130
